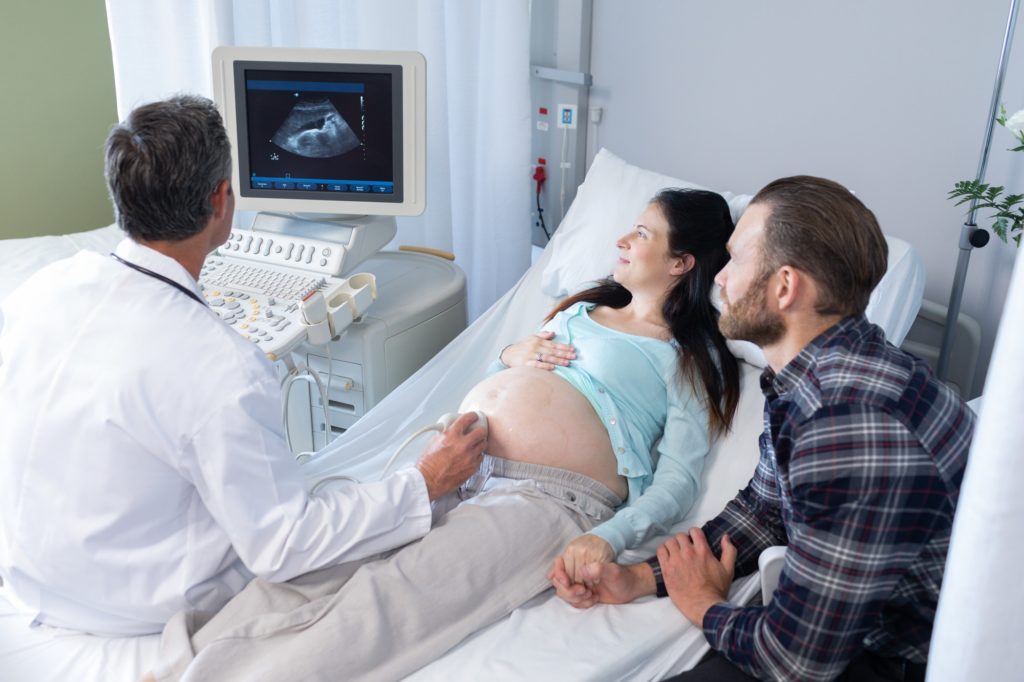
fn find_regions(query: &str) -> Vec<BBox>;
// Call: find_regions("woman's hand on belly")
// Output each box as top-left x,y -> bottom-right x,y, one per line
556,534 -> 615,585
499,330 -> 576,370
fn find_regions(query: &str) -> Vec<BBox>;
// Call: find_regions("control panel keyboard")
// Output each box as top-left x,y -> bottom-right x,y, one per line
199,255 -> 347,360
219,229 -> 346,276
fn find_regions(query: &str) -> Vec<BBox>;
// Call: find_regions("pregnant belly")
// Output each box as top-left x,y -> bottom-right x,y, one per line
459,367 -> 627,500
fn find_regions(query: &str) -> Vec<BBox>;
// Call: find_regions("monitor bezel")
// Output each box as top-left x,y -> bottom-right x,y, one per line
212,46 -> 426,217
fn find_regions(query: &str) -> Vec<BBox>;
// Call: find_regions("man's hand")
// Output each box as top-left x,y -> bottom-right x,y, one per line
415,412 -> 487,501
560,534 -> 615,585
657,528 -> 736,626
548,557 -> 656,609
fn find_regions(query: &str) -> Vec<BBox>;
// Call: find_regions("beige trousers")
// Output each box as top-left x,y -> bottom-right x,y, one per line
155,457 -> 621,682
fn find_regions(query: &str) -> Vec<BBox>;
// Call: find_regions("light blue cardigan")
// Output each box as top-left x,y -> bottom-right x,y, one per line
489,302 -> 710,555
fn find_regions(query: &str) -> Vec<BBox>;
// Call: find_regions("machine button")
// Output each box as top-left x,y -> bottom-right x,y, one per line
254,237 -> 263,251
320,258 -> 328,267
263,240 -> 273,256
305,250 -> 314,264
322,248 -> 331,256
209,298 -> 225,307
226,302 -> 240,310
275,245 -> 283,254
285,244 -> 294,259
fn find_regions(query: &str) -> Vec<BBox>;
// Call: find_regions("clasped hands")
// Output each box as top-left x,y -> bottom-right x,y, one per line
548,528 -> 737,626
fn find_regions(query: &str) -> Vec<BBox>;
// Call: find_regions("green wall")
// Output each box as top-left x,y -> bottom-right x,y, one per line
0,1 -> 118,239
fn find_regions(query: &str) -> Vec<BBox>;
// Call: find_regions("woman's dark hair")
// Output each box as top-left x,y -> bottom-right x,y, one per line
545,188 -> 740,436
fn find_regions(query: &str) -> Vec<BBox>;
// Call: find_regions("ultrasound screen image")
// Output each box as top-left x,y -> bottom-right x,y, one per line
241,67 -> 397,194
271,99 -> 360,158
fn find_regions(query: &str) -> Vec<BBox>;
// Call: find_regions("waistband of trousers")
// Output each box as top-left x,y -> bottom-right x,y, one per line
480,455 -> 623,510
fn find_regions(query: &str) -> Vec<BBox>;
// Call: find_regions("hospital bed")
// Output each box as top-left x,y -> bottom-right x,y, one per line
0,149 -> 926,681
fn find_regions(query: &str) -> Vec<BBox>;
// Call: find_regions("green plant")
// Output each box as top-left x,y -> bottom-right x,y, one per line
948,105 -> 1024,246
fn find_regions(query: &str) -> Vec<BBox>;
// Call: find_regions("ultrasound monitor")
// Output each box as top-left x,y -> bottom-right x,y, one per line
212,47 -> 426,275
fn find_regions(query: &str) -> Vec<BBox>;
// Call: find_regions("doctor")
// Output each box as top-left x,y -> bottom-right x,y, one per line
0,95 -> 485,636
552,176 -> 974,682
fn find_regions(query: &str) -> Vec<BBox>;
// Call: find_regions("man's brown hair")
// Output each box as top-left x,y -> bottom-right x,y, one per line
750,175 -> 888,317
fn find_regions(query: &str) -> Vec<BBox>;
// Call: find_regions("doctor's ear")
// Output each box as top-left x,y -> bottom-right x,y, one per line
213,179 -> 232,197
211,180 -> 232,216
670,253 -> 696,276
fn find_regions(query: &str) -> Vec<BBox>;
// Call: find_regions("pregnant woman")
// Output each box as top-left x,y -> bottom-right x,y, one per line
154,188 -> 741,682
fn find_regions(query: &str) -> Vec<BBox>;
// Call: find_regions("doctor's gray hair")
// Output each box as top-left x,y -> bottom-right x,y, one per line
104,95 -> 232,242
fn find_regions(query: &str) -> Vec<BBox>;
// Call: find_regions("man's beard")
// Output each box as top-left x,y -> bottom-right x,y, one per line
718,275 -> 785,347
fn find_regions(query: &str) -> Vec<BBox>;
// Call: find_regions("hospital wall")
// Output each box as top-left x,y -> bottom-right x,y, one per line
0,1 -> 117,240
586,0 -> 1023,399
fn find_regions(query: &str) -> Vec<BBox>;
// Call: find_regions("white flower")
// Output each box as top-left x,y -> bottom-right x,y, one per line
1003,108 -> 1024,133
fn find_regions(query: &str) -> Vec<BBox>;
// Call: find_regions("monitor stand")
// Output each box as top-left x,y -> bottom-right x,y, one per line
250,212 -> 398,277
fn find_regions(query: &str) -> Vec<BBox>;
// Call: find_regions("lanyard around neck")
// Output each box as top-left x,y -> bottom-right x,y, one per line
110,253 -> 205,306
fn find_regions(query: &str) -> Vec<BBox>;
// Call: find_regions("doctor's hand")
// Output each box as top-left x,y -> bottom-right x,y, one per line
548,557 -> 656,609
499,330 -> 576,370
415,412 -> 487,501
657,528 -> 736,626
559,534 -> 615,585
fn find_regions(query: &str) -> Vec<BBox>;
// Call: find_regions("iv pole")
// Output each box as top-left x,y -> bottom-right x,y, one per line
937,0 -> 1019,381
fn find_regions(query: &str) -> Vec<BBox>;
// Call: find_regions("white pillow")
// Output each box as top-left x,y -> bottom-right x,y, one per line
541,148 -> 766,367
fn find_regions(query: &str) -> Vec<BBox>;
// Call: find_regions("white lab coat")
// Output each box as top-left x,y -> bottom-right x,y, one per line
0,239 -> 431,636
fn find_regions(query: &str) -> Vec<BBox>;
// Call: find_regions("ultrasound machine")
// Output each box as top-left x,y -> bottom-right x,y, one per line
209,47 -> 466,450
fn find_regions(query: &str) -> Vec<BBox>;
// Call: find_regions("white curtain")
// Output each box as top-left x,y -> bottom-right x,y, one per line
927,244 -> 1024,680
105,0 -> 532,320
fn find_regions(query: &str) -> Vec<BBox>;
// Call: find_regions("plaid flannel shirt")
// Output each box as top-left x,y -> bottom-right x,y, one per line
700,315 -> 974,681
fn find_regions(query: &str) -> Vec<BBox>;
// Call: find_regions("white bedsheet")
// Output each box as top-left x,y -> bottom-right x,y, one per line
0,225 -> 123,303
0,587 -> 159,682
0,205 -> 924,680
